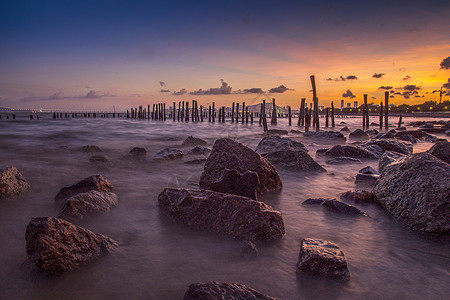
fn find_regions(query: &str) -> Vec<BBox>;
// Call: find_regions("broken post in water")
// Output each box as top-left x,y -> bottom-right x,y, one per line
271,98 -> 277,125
379,102 -> 383,129
236,103 -> 240,123
208,105 -> 211,122
331,101 -> 335,127
288,106 -> 292,126
398,114 -> 402,128
262,100 -> 268,132
231,102 -> 235,123
299,98 -> 305,126
364,94 -> 369,129
385,91 -> 389,129
305,107 -> 309,132
242,102 -> 246,123
185,102 -> 189,122
212,102 -> 215,122
310,75 -> 319,131
325,108 -> 329,127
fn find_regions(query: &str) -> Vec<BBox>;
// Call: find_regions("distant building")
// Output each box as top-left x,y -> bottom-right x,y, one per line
354,101 -> 358,108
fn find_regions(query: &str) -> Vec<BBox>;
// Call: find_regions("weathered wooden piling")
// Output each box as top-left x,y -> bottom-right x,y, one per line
384,91 -> 389,129
362,106 -> 366,129
235,103 -> 240,123
222,106 -> 226,122
271,98 -> 277,125
298,98 -> 305,126
245,107 -> 249,123
251,112 -> 253,124
200,105 -> 204,122
212,102 -> 215,122
288,106 -> 292,126
325,108 -> 329,127
241,102 -> 245,123
310,75 -> 319,131
259,102 -> 263,125
364,94 -> 369,129
208,105 -> 211,122
262,100 -> 268,132
163,103 -> 166,120
379,102 -> 383,129
331,101 -> 335,127
231,102 -> 235,123
305,107 -> 309,132
181,101 -> 185,121
185,102 -> 189,122
398,114 -> 402,128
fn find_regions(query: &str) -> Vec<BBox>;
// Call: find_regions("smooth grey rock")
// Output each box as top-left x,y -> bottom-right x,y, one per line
129,147 -> 147,158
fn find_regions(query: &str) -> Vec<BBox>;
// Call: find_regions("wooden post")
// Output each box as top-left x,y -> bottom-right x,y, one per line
241,102 -> 245,123
398,114 -> 402,128
173,102 -> 176,121
259,102 -> 263,125
271,98 -> 277,125
384,91 -> 389,129
288,106 -> 292,126
126,110 -> 130,119
235,103 -> 239,123
325,108 -> 329,127
362,106 -> 366,129
212,102 -> 215,122
185,102 -> 189,122
262,100 -> 268,132
246,107 -> 249,123
222,106 -> 226,122
251,112 -> 253,124
310,75 -> 319,131
364,94 -> 369,129
208,105 -> 211,122
331,101 -> 335,127
181,101 -> 185,121
200,105 -> 204,122
163,103 -> 166,120
379,102 -> 383,129
299,98 -> 305,126
305,107 -> 309,132
231,102 -> 235,123
177,102 -> 181,121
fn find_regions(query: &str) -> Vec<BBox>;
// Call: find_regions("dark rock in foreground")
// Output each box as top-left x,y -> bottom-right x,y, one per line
25,217 -> 118,275
340,190 -> 375,203
427,140 -> 450,164
349,129 -> 369,140
373,152 -> 450,240
378,151 -> 406,173
363,139 -> 412,155
326,157 -> 362,165
340,126 -> 350,132
263,150 -> 326,172
0,166 -> 30,200
296,238 -> 350,280
200,138 -> 282,193
183,281 -> 277,300
302,198 -> 327,205
155,148 -> 184,160
208,169 -> 259,200
303,131 -> 346,141
355,166 -> 379,186
182,136 -> 207,147
396,133 -> 417,144
256,136 -> 307,154
54,175 -> 113,202
89,155 -> 109,163
158,188 -> 285,242
59,191 -> 118,220
321,145 -> 379,159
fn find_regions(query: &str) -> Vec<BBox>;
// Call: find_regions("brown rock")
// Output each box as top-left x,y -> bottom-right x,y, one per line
25,217 -> 118,275
322,145 -> 379,159
349,129 -> 369,140
340,190 -> 375,203
183,281 -> 277,300
182,136 -> 207,147
262,150 -> 326,172
155,148 -> 184,160
199,138 -> 282,194
208,169 -> 259,200
54,175 -> 113,202
0,166 -> 30,200
321,199 -> 366,216
58,191 -> 118,220
427,140 -> 450,164
296,238 -> 350,280
158,188 -> 285,242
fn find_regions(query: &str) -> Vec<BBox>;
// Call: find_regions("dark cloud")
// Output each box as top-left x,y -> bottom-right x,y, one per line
173,88 -> 187,96
440,56 -> 450,70
190,79 -> 232,95
402,75 -> 411,81
235,88 -> 265,94
19,90 -> 114,102
342,90 -> 355,99
326,75 -> 358,81
372,73 -> 385,78
402,85 -> 420,92
443,78 -> 450,89
378,86 -> 393,90
159,81 -> 166,87
160,89 -> 171,93
268,85 -> 293,93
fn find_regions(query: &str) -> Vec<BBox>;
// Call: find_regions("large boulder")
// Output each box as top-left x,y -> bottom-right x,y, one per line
182,136 -> 207,147
373,153 -> 450,240
256,136 -> 307,154
59,191 -> 119,220
199,138 -> 282,193
378,151 -> 406,173
303,131 -> 346,141
296,238 -> 350,280
427,140 -> 450,164
262,150 -> 326,172
208,169 -> 259,200
25,217 -> 118,275
349,129 -> 369,140
0,166 -> 30,200
320,145 -> 379,159
54,175 -> 113,202
158,188 -> 285,242
183,281 -> 277,300
363,139 -> 412,155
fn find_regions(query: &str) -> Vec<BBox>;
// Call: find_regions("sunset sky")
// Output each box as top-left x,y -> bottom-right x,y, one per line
1,0 -> 450,111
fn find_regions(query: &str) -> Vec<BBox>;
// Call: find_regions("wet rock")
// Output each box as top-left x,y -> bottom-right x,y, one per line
303,131 -> 346,141
183,281 -> 276,300
58,191 -> 118,220
158,188 -> 285,242
340,121 -> 347,124
256,136 -> 307,154
302,198 -> 327,205
208,169 -> 259,200
89,155 -> 109,163
129,147 -> 147,158
54,175 -> 113,202
427,140 -> 450,164
262,150 -> 326,172
316,148 -> 329,155
321,199 -> 366,216
266,129 -> 289,136
0,166 -> 30,200
359,166 -> 379,175
25,217 -> 118,275
340,126 -> 350,132
360,144 -> 383,158
370,122 -> 379,127
187,146 -> 211,156
397,126 -> 406,131
396,134 -> 417,144
378,151 -> 406,173
75,145 -> 103,153
326,157 -> 362,165
296,238 -> 350,280
322,145 -> 379,159
394,130 -> 427,139
355,166 -> 379,186
349,129 -> 369,140
340,190 -> 375,203
155,148 -> 184,160
199,138 -> 282,193
184,159 -> 207,165
419,123 -> 434,129
365,129 -> 379,137
374,131 -> 396,139
363,139 -> 412,155
373,152 -> 450,240
291,129 -> 302,134
182,136 -> 207,147
241,241 -> 258,258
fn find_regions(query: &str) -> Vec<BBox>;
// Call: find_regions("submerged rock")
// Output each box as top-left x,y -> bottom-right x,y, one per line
427,140 -> 450,164
266,129 -> 289,136
363,139 -> 412,155
303,131 -> 346,141
296,238 -> 350,280
256,136 -> 307,154
373,152 -> 450,240
263,150 -> 326,172
89,155 -> 109,163
302,198 -> 327,205
321,199 -> 366,216
340,126 -> 350,132
199,138 -> 282,193
182,136 -> 207,147
349,129 -> 369,140
321,145 -> 379,159
187,146 -> 211,156
54,175 -> 113,202
158,188 -> 285,242
355,166 -> 379,186
0,166 -> 30,200
184,159 -> 207,165
340,190 -> 375,203
326,157 -> 362,165
25,217 -> 118,275
183,281 -> 277,300
241,241 -> 259,258
59,191 -> 118,220
155,148 -> 184,160
74,145 -> 103,153
378,150 -> 406,173
129,147 -> 147,159
208,169 -> 259,200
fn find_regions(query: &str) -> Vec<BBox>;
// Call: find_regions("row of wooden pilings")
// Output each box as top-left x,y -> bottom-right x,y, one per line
52,112 -> 122,119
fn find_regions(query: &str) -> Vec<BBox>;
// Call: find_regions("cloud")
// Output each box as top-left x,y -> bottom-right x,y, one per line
268,85 -> 293,93
19,90 -> 114,102
443,78 -> 450,89
372,73 -> 385,78
159,81 -> 166,87
326,75 -> 358,81
440,56 -> 450,70
173,88 -> 187,96
235,88 -> 265,94
342,90 -> 355,99
378,86 -> 393,90
402,75 -> 411,81
160,89 -> 171,93
190,79 -> 232,95
402,85 -> 420,92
